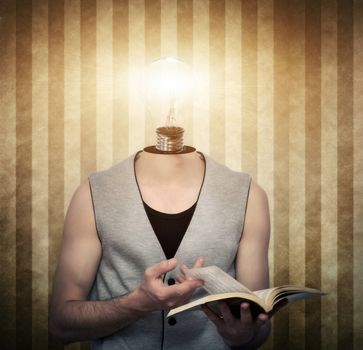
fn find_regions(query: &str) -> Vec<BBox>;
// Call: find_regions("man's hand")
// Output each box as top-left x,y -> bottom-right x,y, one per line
134,257 -> 204,312
175,255 -> 204,283
202,301 -> 269,348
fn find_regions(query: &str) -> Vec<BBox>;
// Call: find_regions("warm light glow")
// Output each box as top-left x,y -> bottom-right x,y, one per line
144,57 -> 193,127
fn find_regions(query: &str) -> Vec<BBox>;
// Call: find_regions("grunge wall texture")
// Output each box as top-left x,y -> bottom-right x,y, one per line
0,0 -> 362,349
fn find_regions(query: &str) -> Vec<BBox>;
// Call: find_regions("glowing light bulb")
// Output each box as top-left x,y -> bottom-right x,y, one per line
144,57 -> 194,153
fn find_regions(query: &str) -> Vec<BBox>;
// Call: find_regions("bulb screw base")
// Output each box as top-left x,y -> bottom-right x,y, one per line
155,126 -> 185,153
143,126 -> 196,154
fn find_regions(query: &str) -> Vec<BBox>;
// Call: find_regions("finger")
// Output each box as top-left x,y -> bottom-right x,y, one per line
166,279 -> 203,298
180,263 -> 189,275
218,301 -> 235,324
175,274 -> 186,283
180,257 -> 204,281
202,304 -> 223,327
180,263 -> 194,281
240,302 -> 253,325
192,256 -> 205,268
255,313 -> 269,328
145,258 -> 178,280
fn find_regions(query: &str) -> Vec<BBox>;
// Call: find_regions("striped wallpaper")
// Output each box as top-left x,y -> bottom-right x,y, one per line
0,0 -> 362,349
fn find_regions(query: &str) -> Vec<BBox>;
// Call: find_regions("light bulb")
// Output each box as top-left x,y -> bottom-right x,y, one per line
143,57 -> 195,154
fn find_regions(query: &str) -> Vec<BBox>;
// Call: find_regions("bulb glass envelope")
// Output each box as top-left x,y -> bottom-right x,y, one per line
144,57 -> 193,128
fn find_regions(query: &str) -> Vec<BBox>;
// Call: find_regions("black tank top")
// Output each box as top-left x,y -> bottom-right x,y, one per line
143,200 -> 197,259
134,151 -> 206,259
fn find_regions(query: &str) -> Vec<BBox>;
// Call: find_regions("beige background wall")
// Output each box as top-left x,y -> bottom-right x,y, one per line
0,0 -> 362,349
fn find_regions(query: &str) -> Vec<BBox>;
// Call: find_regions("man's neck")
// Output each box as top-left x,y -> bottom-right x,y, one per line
135,150 -> 203,186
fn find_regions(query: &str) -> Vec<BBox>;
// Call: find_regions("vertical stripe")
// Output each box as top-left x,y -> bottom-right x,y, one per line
225,0 -> 242,171
192,0 -> 209,153
177,0 -> 193,147
81,0 -> 97,180
16,0 -> 33,347
145,0 -> 161,62
209,0 -> 225,163
305,0 -> 322,348
257,1 -> 274,348
0,0 -> 16,347
48,0 -> 64,349
241,0 -> 257,178
288,1 -> 306,349
96,0 -> 113,171
353,1 -> 363,348
161,0 -> 177,57
177,0 -> 193,64
337,0 -> 354,348
113,0 -> 129,161
145,0 -> 161,147
64,1 -> 81,347
273,0 -> 290,347
321,0 -> 338,348
64,0 -> 81,214
128,0 -> 145,153
288,1 -> 307,348
32,0 -> 49,349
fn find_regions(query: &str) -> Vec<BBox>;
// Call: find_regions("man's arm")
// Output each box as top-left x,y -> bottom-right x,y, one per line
235,180 -> 270,290
49,182 -> 143,344
234,180 -> 271,348
202,180 -> 271,349
49,182 -> 203,345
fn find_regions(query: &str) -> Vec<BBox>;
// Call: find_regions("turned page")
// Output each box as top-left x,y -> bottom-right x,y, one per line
254,288 -> 275,301
185,266 -> 252,295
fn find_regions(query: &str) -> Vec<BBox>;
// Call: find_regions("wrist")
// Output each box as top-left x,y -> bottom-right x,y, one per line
226,320 -> 270,350
127,286 -> 153,314
223,331 -> 255,350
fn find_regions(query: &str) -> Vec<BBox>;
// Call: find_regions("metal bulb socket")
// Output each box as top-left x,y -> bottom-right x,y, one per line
155,126 -> 185,153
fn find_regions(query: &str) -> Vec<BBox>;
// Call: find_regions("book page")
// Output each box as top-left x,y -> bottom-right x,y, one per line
278,291 -> 321,304
185,266 -> 252,295
254,288 -> 274,301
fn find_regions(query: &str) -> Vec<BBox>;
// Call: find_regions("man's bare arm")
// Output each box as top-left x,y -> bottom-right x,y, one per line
49,182 -> 142,344
49,182 -> 203,345
234,180 -> 271,349
235,180 -> 270,290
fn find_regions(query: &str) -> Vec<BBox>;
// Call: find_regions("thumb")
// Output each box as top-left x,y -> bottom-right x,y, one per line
146,258 -> 178,279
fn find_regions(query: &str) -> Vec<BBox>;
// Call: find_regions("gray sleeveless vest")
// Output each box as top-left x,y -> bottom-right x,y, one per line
88,151 -> 251,350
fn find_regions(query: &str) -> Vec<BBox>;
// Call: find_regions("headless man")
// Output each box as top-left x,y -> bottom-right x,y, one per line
49,150 -> 271,349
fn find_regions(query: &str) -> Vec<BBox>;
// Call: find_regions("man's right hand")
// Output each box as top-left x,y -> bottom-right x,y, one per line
134,257 -> 204,312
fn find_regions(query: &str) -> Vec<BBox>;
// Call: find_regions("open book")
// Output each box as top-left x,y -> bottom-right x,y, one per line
167,266 -> 324,319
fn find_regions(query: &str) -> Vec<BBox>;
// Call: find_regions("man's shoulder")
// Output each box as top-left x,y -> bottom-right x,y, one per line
88,153 -> 136,184
205,154 -> 252,189
248,181 -> 268,205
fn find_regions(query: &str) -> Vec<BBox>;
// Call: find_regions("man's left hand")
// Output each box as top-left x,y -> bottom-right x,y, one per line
201,301 -> 269,348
